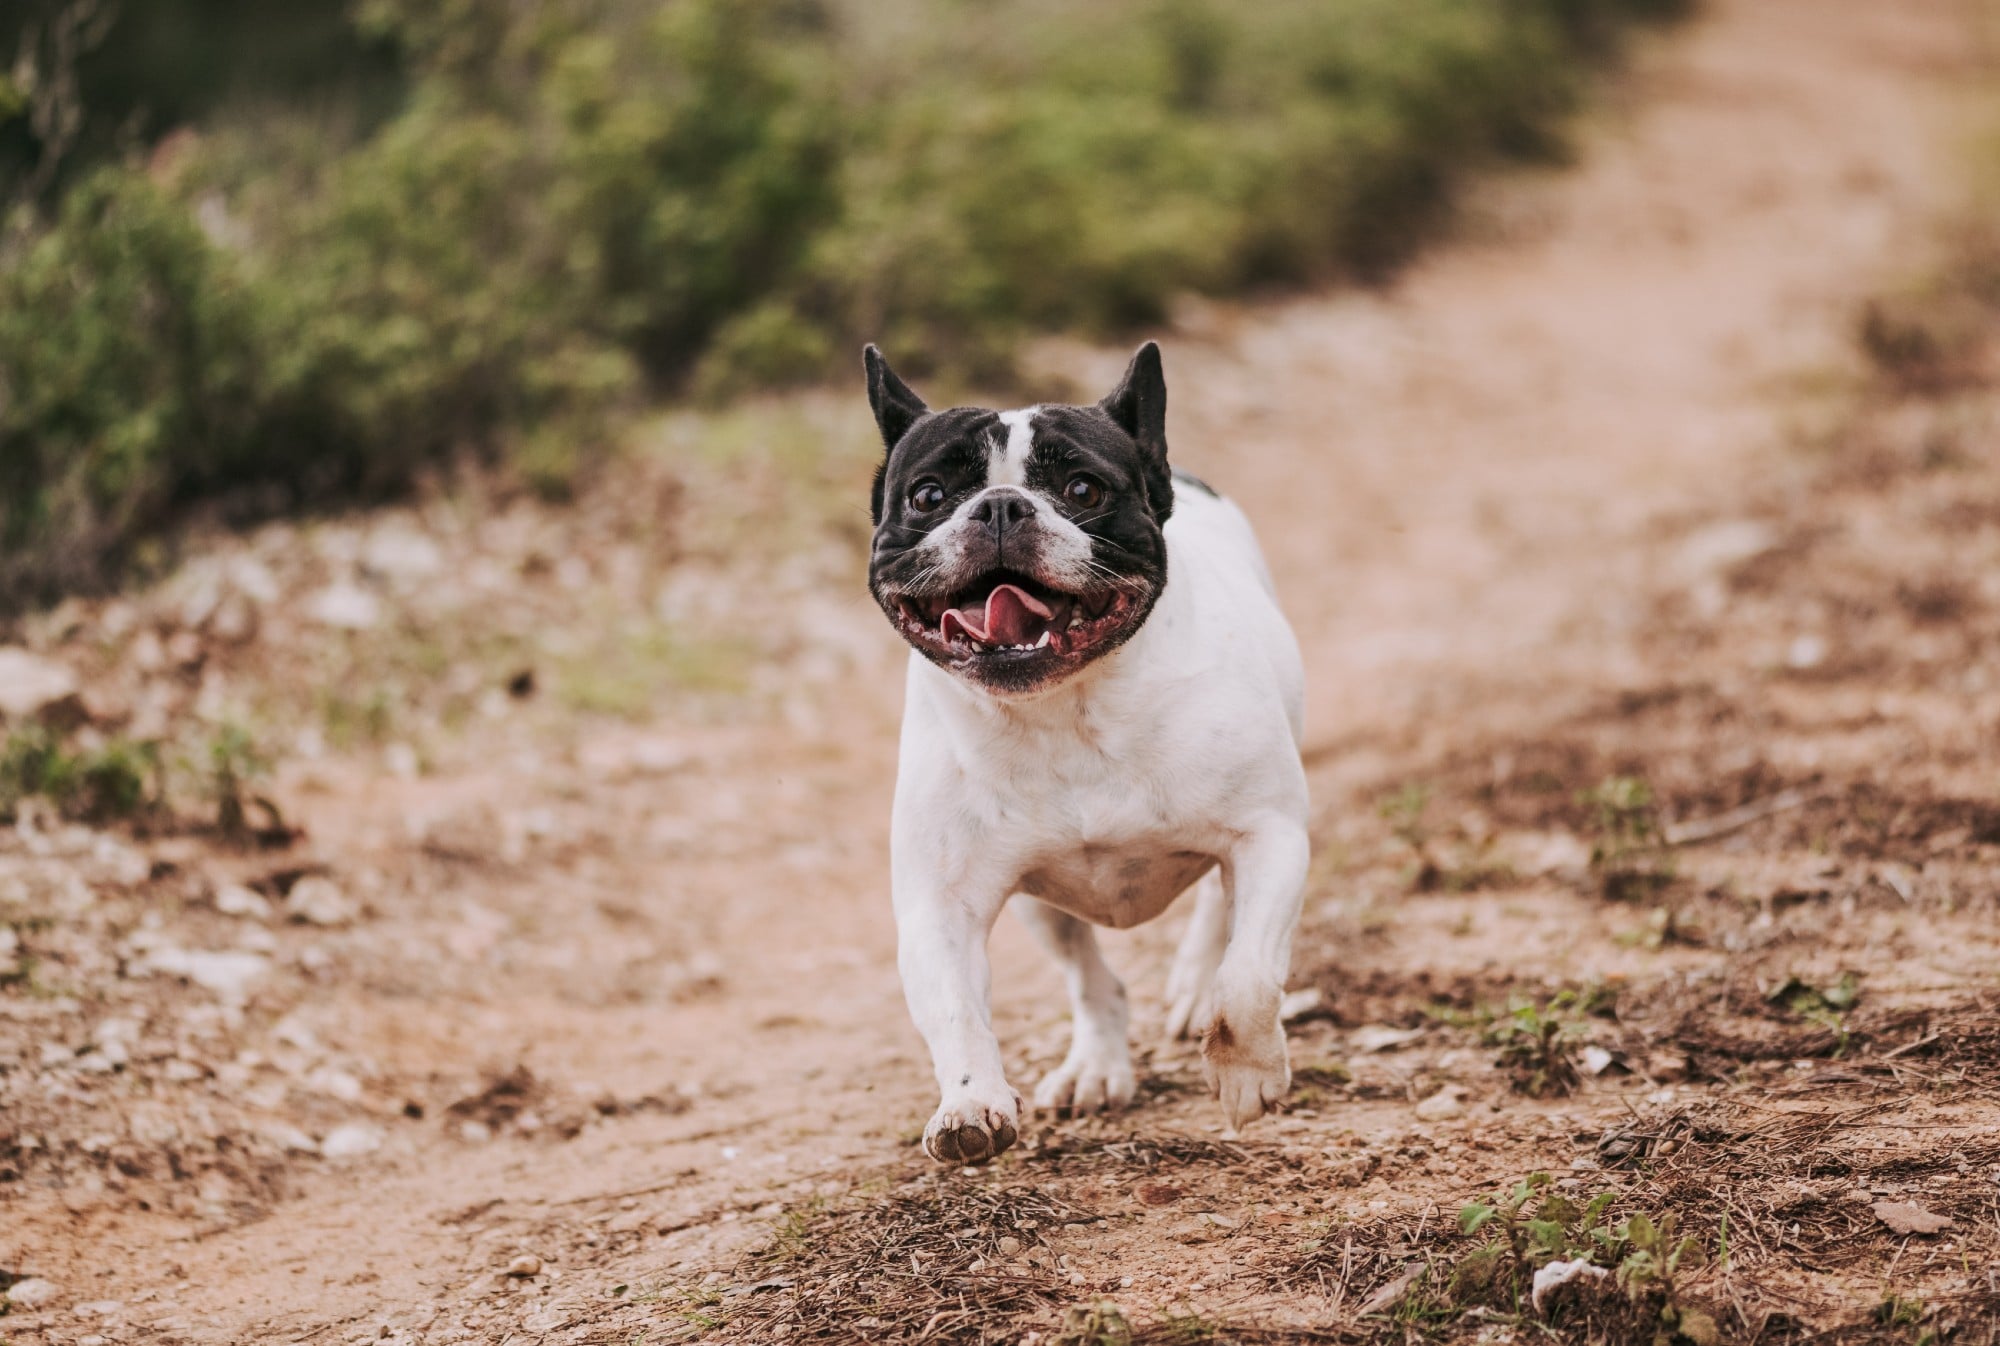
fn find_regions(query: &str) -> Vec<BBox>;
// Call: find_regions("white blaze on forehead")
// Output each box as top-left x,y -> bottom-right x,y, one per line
990,407 -> 1039,487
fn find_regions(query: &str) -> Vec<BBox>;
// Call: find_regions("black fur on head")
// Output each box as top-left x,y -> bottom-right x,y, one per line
863,342 -> 1177,696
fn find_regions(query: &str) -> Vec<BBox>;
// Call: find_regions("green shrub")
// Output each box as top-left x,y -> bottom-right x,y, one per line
0,723 -> 161,822
0,0 -> 1684,609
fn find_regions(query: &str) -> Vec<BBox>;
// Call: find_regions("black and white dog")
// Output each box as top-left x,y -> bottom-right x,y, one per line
864,342 -> 1309,1164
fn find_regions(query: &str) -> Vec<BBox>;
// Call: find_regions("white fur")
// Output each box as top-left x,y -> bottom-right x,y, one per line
889,482 -> 1309,1160
990,406 -> 1039,485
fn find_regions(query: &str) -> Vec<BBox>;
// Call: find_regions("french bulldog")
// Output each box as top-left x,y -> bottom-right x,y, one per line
864,341 -> 1309,1164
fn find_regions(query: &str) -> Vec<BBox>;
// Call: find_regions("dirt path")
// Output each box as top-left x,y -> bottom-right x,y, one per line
6,0 -> 1986,1341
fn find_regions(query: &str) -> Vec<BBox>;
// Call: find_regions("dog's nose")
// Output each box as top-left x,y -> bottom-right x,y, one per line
969,489 -> 1035,531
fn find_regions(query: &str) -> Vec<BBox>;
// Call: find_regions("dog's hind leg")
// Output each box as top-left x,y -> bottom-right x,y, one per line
1015,898 -> 1137,1115
1163,868 -> 1228,1042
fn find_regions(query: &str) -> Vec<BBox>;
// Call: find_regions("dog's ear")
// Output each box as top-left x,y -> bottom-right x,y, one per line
1100,341 -> 1173,519
1100,341 -> 1167,462
864,345 -> 929,453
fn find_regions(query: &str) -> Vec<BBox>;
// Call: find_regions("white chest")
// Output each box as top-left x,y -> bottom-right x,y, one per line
977,742 -> 1226,926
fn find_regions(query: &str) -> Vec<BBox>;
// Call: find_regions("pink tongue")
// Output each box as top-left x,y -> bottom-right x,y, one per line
939,584 -> 1053,645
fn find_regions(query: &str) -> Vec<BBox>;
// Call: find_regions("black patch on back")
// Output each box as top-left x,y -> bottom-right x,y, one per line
1171,467 -> 1219,498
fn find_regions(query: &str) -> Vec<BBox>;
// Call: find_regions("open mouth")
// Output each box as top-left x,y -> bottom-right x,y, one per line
892,571 -> 1137,662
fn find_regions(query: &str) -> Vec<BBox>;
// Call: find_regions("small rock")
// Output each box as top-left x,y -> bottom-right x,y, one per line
306,1067 -> 364,1103
306,583 -> 382,631
505,1254 -> 543,1277
995,1236 -> 1023,1257
384,743 -> 421,779
1279,987 -> 1323,1022
263,1123 -> 320,1154
320,1123 -> 384,1160
73,1300 -> 124,1318
78,686 -> 132,727
286,876 -> 357,927
1136,1182 -> 1183,1206
1509,830 -> 1592,878
209,590 -> 261,645
0,647 -> 78,722
1415,1087 -> 1466,1121
144,947 -> 270,1003
214,883 -> 273,919
0,926 -> 17,959
6,1277 -> 58,1308
363,527 -> 444,582
1579,1045 -> 1616,1076
165,630 -> 204,666
1785,634 -> 1827,671
1676,519 -> 1776,579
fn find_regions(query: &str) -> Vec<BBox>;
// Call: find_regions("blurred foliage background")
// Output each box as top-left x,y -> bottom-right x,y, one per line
0,0 -> 1682,611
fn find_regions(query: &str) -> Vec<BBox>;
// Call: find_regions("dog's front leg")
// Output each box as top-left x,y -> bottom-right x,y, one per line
1203,818 -> 1311,1130
895,877 -> 1021,1164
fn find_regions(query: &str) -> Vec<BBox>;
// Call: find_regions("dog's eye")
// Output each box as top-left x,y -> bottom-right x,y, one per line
908,480 -> 947,513
1065,476 -> 1105,510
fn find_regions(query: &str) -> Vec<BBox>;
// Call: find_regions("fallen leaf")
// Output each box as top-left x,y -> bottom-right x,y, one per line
1350,1025 -> 1424,1053
1675,1305 -> 1723,1346
1873,1200 -> 1952,1235
1356,1266 -> 1420,1318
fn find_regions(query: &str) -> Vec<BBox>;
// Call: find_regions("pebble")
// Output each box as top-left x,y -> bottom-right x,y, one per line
1786,633 -> 1827,670
209,590 -> 261,644
363,527 -> 445,582
306,582 -> 383,630
320,1123 -> 384,1160
0,647 -> 79,721
996,1236 -> 1023,1257
214,884 -> 273,919
1278,987 -> 1322,1022
286,877 -> 358,927
264,1123 -> 321,1154
6,1278 -> 58,1308
143,947 -> 270,1003
506,1255 -> 543,1277
1415,1087 -> 1466,1121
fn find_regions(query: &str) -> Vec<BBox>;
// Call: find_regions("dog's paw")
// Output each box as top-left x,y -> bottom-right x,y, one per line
923,1091 -> 1022,1165
1200,1011 -> 1290,1132
1033,1042 -> 1137,1116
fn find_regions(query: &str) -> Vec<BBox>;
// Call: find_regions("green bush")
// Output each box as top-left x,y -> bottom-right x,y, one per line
0,0 -> 1683,609
0,170 -> 262,598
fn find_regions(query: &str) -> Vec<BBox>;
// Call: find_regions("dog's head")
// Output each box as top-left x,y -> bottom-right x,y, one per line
864,342 -> 1175,697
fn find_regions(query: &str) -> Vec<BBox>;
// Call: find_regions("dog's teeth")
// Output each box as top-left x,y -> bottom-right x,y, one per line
1033,631 -> 1051,649
1068,614 -> 1083,630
